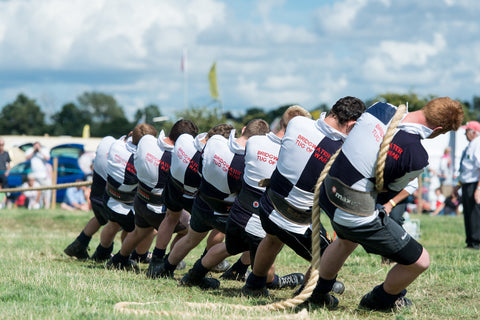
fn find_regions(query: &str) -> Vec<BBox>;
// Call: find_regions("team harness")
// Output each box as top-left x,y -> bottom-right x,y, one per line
199,192 -> 235,214
267,188 -> 312,225
236,182 -> 263,215
106,182 -> 136,203
170,176 -> 198,197
323,174 -> 377,216
136,183 -> 164,206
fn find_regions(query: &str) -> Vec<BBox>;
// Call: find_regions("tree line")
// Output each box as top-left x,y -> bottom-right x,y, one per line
1,91 -> 479,137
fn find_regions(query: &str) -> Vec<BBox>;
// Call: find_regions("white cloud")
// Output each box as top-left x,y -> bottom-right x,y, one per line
316,0 -> 368,34
315,75 -> 349,104
0,0 -> 226,69
362,33 -> 447,85
256,0 -> 286,20
235,75 -> 310,108
264,75 -> 306,89
377,33 -> 446,67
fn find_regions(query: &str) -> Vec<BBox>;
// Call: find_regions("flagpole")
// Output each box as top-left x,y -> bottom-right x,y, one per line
184,67 -> 188,109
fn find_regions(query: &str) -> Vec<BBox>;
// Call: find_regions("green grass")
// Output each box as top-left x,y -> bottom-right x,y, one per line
0,209 -> 478,319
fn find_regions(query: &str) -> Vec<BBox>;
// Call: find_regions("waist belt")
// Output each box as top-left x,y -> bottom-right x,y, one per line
267,188 -> 311,225
199,192 -> 234,214
170,177 -> 198,197
324,175 -> 376,217
106,182 -> 136,203
237,186 -> 262,215
137,183 -> 164,206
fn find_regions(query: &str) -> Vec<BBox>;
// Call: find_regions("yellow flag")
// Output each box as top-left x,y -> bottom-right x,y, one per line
82,124 -> 90,138
208,62 -> 219,100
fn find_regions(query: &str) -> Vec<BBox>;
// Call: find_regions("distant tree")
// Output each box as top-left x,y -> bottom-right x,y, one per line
241,107 -> 268,125
0,93 -> 47,135
461,95 -> 480,122
175,106 -> 233,133
51,103 -> 92,136
76,91 -> 132,137
365,92 -> 434,111
133,104 -> 162,125
265,105 -> 291,124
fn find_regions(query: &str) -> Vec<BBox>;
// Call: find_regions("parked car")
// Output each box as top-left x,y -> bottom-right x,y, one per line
6,144 -> 86,204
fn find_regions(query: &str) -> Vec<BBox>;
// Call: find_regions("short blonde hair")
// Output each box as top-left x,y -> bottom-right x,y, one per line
279,105 -> 312,130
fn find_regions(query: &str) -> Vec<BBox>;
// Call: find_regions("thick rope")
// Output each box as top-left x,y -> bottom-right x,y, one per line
0,180 -> 92,194
114,301 -> 310,319
114,104 -> 407,317
375,104 -> 407,192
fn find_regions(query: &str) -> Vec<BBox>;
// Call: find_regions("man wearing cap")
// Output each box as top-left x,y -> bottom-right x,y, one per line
458,121 -> 480,250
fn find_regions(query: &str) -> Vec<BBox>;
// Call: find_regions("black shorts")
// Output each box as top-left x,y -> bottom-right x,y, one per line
91,197 -> 109,226
162,176 -> 194,213
225,219 -> 263,266
134,196 -> 187,232
189,196 -> 228,234
331,211 -> 423,265
259,204 -> 331,261
104,205 -> 135,232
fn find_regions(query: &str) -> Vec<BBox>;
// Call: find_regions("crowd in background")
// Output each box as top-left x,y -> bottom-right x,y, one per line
0,139 -> 91,211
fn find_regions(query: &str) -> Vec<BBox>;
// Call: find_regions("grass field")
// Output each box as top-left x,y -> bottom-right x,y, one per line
0,208 -> 478,320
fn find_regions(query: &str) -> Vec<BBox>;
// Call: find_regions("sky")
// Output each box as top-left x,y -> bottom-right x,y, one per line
0,0 -> 479,122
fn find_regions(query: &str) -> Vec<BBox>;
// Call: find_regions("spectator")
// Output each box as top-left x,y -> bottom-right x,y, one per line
457,121 -> 480,250
0,138 -> 11,187
438,146 -> 454,196
22,174 -> 41,210
25,142 -> 51,209
60,179 -> 90,211
432,190 -> 461,216
434,187 -> 446,211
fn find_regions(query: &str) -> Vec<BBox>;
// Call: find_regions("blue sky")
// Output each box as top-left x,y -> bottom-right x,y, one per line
0,0 -> 479,121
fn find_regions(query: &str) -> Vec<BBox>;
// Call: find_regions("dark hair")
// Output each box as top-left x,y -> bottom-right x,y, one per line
207,123 -> 234,139
329,96 -> 366,125
242,119 -> 270,138
169,119 -> 198,143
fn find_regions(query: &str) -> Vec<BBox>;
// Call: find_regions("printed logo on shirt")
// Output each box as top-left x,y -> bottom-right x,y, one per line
177,147 -> 192,164
372,123 -> 385,142
145,152 -> 160,166
296,134 -> 317,153
388,143 -> 403,161
113,154 -> 136,174
159,159 -> 170,173
257,150 -> 278,165
313,146 -> 331,164
213,154 -> 230,172
228,166 -> 242,180
188,160 -> 199,173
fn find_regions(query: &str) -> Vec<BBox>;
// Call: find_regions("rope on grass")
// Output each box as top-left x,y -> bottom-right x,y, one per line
114,301 -> 310,319
113,104 -> 407,317
0,180 -> 92,194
